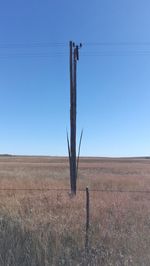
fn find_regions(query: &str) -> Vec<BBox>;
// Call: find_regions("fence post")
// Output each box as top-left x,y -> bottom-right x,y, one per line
85,187 -> 90,250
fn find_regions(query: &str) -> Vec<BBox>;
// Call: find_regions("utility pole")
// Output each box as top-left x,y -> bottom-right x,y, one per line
69,41 -> 82,195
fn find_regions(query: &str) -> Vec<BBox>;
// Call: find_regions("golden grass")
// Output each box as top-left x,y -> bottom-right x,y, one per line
0,156 -> 150,265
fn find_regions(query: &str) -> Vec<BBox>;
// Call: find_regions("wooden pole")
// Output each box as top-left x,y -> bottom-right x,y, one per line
69,41 -> 75,194
85,187 -> 90,249
69,41 -> 82,195
69,42 -> 77,195
71,46 -> 77,194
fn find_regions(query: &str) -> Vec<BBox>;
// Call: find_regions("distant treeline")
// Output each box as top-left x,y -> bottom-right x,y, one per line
0,154 -> 12,157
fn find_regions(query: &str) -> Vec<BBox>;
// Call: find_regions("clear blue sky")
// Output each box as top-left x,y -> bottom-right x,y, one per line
0,0 -> 150,156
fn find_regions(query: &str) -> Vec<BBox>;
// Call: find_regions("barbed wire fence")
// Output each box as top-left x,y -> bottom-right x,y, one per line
1,186 -> 150,251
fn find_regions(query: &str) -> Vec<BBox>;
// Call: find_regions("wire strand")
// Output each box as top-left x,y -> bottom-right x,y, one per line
0,188 -> 150,193
0,42 -> 67,48
85,41 -> 150,46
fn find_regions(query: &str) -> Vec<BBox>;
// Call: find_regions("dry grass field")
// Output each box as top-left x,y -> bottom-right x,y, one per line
0,156 -> 150,265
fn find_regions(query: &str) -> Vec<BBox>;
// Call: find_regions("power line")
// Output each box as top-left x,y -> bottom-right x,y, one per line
1,41 -> 150,48
1,52 -> 150,59
85,41 -> 150,46
1,47 -> 150,60
0,42 -> 67,48
0,53 -> 67,58
81,51 -> 150,57
1,50 -> 150,58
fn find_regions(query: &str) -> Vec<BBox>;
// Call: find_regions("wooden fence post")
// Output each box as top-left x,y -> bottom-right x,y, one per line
85,187 -> 90,250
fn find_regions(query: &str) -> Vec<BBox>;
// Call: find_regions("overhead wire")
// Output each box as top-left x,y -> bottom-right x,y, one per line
0,53 -> 66,58
1,41 -> 150,58
0,42 -> 67,48
84,41 -> 150,46
1,41 -> 150,47
1,51 -> 150,58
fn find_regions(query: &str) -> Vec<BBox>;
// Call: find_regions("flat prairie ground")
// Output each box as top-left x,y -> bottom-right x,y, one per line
0,156 -> 150,265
